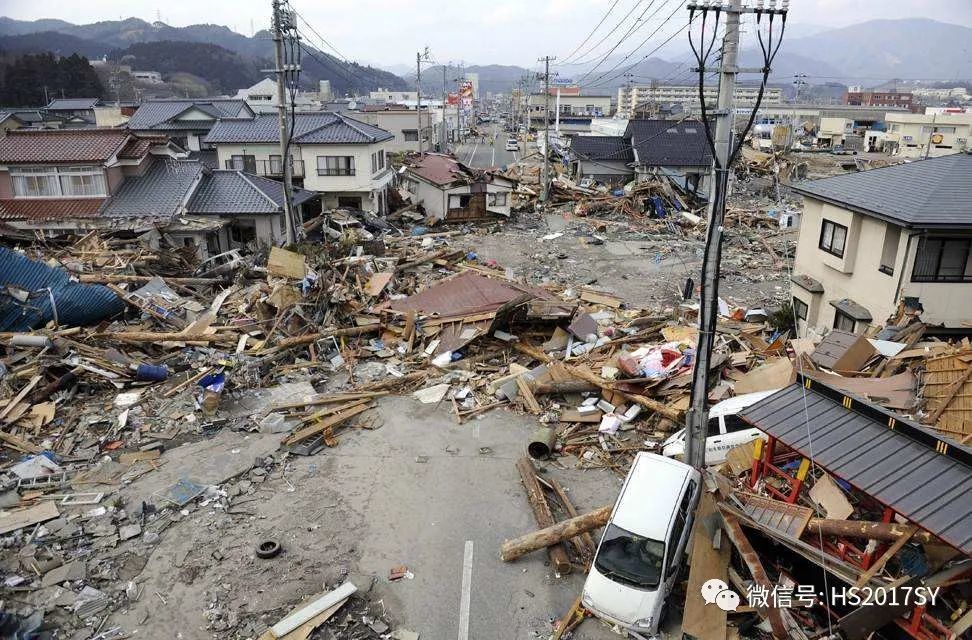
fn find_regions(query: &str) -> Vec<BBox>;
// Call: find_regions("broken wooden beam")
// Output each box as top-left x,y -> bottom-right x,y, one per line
515,457 -> 571,574
79,274 -> 225,286
261,325 -> 382,355
500,505 -> 611,562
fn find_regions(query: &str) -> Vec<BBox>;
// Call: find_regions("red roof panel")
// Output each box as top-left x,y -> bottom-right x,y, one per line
0,199 -> 106,221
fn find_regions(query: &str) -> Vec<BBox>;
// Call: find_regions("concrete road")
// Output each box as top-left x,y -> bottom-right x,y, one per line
108,395 -> 629,639
455,123 -> 522,169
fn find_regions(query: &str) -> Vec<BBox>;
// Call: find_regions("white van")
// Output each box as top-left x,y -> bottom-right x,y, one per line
505,138 -> 519,151
582,452 -> 701,636
661,389 -> 778,466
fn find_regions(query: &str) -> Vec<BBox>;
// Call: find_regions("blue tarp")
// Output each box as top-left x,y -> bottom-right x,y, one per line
0,247 -> 124,332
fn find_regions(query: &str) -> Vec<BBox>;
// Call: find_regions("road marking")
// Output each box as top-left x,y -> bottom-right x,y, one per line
491,146 -> 496,166
466,140 -> 479,165
458,540 -> 474,640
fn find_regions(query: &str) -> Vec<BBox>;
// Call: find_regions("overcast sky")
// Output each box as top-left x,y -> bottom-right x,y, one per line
4,0 -> 971,69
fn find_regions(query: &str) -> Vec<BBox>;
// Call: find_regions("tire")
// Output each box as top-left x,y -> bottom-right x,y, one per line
255,539 -> 282,559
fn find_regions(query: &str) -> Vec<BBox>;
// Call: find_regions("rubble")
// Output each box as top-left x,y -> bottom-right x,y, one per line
1,167 -> 969,640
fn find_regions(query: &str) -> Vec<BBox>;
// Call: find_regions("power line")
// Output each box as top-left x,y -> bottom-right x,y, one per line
559,0 -> 623,63
583,14 -> 692,89
557,0 -> 648,66
576,0 -> 667,82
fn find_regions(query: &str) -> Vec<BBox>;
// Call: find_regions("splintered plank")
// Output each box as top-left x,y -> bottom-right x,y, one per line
282,402 -> 372,446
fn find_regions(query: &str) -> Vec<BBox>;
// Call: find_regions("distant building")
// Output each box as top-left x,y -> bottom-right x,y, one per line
369,89 -> 418,103
883,111 -> 972,158
352,108 -> 437,153
233,78 -> 320,114
44,98 -> 100,127
527,94 -> 613,122
844,90 -> 914,110
617,84 -> 782,116
131,70 -> 163,84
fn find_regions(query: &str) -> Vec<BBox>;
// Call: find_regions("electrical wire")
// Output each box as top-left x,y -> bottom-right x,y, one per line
558,0 -> 647,65
576,0 -> 668,83
559,0 -> 623,63
582,0 -> 689,88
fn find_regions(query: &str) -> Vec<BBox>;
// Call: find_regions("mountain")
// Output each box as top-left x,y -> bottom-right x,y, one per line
773,18 -> 972,81
0,16 -> 408,95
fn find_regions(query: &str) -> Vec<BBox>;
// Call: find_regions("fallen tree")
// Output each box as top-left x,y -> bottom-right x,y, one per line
500,505 -> 611,562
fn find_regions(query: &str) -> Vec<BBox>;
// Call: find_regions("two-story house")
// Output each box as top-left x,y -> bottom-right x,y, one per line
204,112 -> 395,213
352,108 -> 436,154
127,99 -> 255,155
0,128 -> 179,228
0,128 -> 315,257
883,112 -> 972,159
790,153 -> 972,334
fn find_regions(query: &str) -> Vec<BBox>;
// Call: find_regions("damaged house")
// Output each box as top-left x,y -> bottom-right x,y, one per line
790,153 -> 972,333
567,119 -> 712,197
401,153 -> 515,222
0,127 -> 315,257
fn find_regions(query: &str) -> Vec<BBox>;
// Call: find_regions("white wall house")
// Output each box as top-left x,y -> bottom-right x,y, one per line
352,109 -> 436,154
204,113 -> 395,213
884,112 -> 972,159
790,154 -> 972,334
402,153 -> 514,222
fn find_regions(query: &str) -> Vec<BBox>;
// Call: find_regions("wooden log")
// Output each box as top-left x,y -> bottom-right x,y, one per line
806,518 -> 937,544
500,505 -> 612,562
79,274 -> 224,286
90,331 -> 234,343
533,380 -> 600,395
261,325 -> 381,355
547,477 -> 598,558
854,525 -> 917,587
515,457 -> 571,574
720,510 -> 787,639
561,363 -> 682,421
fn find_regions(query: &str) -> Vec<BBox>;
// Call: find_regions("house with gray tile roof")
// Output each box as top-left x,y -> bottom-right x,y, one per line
204,113 -> 396,213
127,99 -> 254,153
789,153 -> 972,333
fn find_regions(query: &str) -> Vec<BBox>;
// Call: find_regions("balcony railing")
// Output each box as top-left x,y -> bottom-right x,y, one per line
317,168 -> 356,176
224,159 -> 304,178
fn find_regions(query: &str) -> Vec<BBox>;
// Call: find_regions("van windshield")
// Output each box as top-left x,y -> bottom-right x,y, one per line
594,524 -> 665,589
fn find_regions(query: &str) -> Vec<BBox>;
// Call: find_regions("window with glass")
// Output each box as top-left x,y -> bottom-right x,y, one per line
879,225 -> 901,275
793,297 -> 808,321
488,192 -> 507,207
403,129 -> 419,142
230,154 -> 256,172
594,524 -> 666,590
10,166 -> 107,198
912,237 -> 972,282
819,219 -> 848,258
834,310 -> 856,332
268,154 -> 283,174
317,156 -> 355,176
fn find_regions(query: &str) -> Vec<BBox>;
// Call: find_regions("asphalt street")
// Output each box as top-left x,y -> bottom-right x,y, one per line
454,122 -> 521,169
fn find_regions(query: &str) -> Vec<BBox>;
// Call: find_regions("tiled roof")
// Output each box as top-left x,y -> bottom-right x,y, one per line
46,98 -> 99,111
127,99 -> 251,131
790,153 -> 972,229
0,198 -> 106,221
204,113 -> 393,145
0,129 -> 134,163
118,135 -> 168,159
569,135 -> 634,162
101,158 -> 204,219
187,171 -> 316,214
624,119 -> 712,167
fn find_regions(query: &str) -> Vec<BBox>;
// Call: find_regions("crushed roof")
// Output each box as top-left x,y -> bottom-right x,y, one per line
0,129 -> 139,163
187,171 -> 317,215
0,198 -> 106,221
127,99 -> 251,131
790,153 -> 972,228
100,158 -> 204,219
405,153 -> 468,185
569,135 -> 634,163
204,113 -> 393,145
740,376 -> 972,555
624,119 -> 712,167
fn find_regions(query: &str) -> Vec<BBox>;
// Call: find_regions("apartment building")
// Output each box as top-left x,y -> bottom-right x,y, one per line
844,90 -> 914,110
617,84 -> 782,116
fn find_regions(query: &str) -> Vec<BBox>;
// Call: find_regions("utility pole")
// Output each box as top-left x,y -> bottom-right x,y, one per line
271,0 -> 296,245
538,56 -> 556,202
684,0 -> 787,468
441,62 -> 449,152
455,63 -> 464,145
416,47 -> 431,155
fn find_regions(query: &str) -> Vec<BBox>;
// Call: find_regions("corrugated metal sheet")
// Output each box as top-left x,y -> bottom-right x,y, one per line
388,271 -> 552,319
740,376 -> 972,555
0,248 -> 124,331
